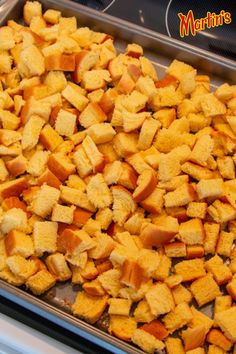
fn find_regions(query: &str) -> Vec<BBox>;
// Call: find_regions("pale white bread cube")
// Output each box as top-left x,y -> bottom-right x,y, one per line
30,184 -> 60,218
21,114 -> 45,151
23,1 -> 42,25
33,221 -> 58,256
201,93 -> 227,117
55,109 -> 76,137
145,282 -> 175,316
86,173 -> 112,209
138,117 -> 161,150
20,45 -> 45,77
72,145 -> 93,178
190,134 -> 214,167
62,84 -> 88,112
51,204 -> 75,224
0,26 -> 15,51
60,186 -> 95,212
111,185 -> 136,226
82,135 -> 104,173
196,178 -> 223,200
1,208 -> 29,235
27,150 -> 49,177
86,123 -> 116,144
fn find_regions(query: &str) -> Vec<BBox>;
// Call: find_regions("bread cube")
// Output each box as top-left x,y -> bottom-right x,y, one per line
30,184 -> 60,218
190,273 -> 221,307
40,124 -> 63,151
175,259 -> 206,282
216,231 -> 235,257
108,315 -> 137,342
47,153 -> 75,182
5,229 -> 34,258
45,253 -> 72,282
26,269 -> 56,295
165,337 -> 185,354
60,186 -> 95,212
51,203 -> 75,224
145,283 -> 175,317
172,284 -> 193,305
214,307 -> 236,341
1,208 -> 29,235
131,328 -> 164,354
164,183 -> 196,208
86,173 -> 112,209
33,221 -> 58,256
196,178 -> 223,200
205,254 -> 232,285
163,302 -> 193,333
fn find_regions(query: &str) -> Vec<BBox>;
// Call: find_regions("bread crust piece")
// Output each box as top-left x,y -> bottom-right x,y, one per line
109,315 -> 137,342
120,260 -> 143,289
0,177 -> 28,199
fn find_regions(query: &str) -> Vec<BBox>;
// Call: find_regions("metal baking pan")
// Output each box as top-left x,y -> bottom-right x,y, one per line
0,0 -> 235,353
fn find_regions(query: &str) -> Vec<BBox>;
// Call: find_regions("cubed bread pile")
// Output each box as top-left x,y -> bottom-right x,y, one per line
0,1 -> 236,353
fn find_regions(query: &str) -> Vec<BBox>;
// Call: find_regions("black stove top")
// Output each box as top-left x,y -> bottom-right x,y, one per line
73,0 -> 236,61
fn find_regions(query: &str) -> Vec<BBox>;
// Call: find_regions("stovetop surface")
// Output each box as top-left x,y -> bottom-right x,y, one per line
73,0 -> 236,61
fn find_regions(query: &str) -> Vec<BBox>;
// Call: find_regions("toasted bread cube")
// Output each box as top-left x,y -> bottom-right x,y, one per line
6,155 -> 27,177
137,249 -> 160,278
120,259 -> 143,289
175,259 -> 206,282
230,247 -> 236,274
51,204 -> 75,224
226,278 -> 236,301
216,231 -> 234,257
30,184 -> 60,218
0,266 -> 24,286
186,245 -> 204,259
172,284 -> 193,305
0,129 -> 21,147
204,222 -> 220,254
73,207 -> 93,228
164,242 -> 187,258
140,217 -> 179,248
21,114 -> 45,151
86,173 -> 112,209
26,269 -> 56,295
131,328 -> 164,354
206,329 -> 232,351
47,153 -> 75,182
82,135 -> 104,173
20,45 -> 45,77
166,59 -> 194,80
140,319 -> 168,342
5,229 -> 34,258
94,208 -> 112,231
60,186 -> 95,212
163,302 -> 193,333
79,102 -> 106,128
73,145 -> 93,178
0,26 -> 15,51
190,134 -> 214,167
87,123 -> 115,144
197,178 -> 223,200
62,84 -> 88,111
45,253 -> 71,282
108,315 -> 137,342
0,109 -> 21,130
82,279 -> 105,296
88,232 -> 115,260
43,9 -> 61,24
73,50 -> 99,83
164,183 -> 196,208
145,282 -> 175,317
214,295 -> 232,324
165,337 -> 185,354
6,254 -> 38,280
23,1 -> 42,24
72,291 -> 109,324
33,221 -> 58,256
201,93 -> 227,117
181,161 -> 215,181
57,228 -> 95,256
113,132 -> 138,158
190,273 -> 221,307
205,254 -> 232,285
186,202 -> 207,219
83,218 -> 101,236
217,156 -> 235,179
97,269 -> 122,298
82,69 -> 111,91
111,186 -> 136,226
27,150 -> 49,177
40,124 -> 63,151
189,306 -> 213,333
38,169 -> 62,190
133,169 -> 157,203
54,109 -> 76,137
182,326 -> 206,352
214,307 -> 236,342
1,208 -> 29,235
179,218 -> 205,245
134,299 -> 155,323
0,177 -> 28,200
108,298 -> 132,316
208,200 -> 236,224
